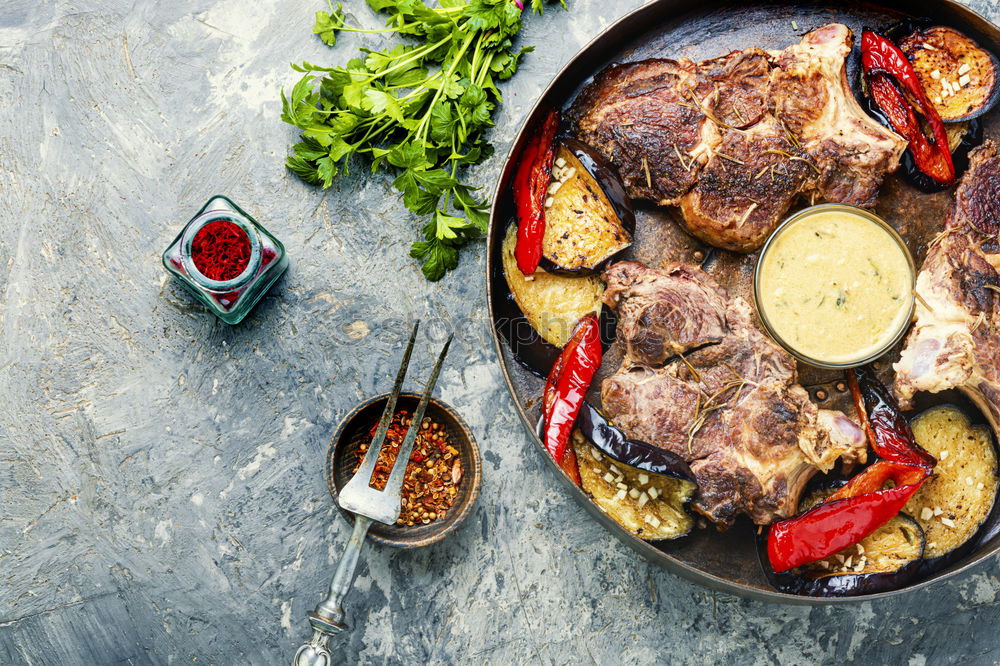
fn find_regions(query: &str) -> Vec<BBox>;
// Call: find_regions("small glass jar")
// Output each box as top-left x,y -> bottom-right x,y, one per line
753,204 -> 915,369
162,195 -> 288,324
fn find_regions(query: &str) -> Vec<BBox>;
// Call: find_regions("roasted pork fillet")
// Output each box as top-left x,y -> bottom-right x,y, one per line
568,24 -> 906,252
601,262 -> 867,527
894,141 -> 1000,430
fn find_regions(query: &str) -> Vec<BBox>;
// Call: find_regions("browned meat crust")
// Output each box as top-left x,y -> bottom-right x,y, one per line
894,141 -> 1000,430
601,262 -> 867,527
568,24 -> 906,252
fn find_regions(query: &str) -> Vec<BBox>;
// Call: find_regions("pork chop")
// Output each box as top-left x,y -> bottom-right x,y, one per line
894,141 -> 1000,430
601,262 -> 867,527
568,24 -> 906,252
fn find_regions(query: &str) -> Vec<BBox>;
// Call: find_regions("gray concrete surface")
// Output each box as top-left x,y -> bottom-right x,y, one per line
3,0 -> 1000,664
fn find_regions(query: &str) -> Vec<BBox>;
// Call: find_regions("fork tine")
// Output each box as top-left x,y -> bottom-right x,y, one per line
352,321 -> 420,485
382,334 -> 453,495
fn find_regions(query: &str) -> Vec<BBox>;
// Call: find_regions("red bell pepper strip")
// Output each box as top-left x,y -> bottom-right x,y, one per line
767,369 -> 936,572
512,109 -> 559,275
861,30 -> 955,185
767,478 -> 928,572
825,459 -> 930,503
543,313 -> 602,468
848,367 -> 937,468
542,321 -> 586,485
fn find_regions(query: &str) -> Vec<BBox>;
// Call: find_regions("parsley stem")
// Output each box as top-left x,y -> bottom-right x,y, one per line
415,31 -> 476,143
365,35 -> 451,83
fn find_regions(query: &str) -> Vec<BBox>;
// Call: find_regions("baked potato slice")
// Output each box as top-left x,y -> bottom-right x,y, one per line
904,405 -> 999,559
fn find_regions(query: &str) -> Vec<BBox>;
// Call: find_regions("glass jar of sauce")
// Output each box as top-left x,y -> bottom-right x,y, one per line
754,204 -> 915,368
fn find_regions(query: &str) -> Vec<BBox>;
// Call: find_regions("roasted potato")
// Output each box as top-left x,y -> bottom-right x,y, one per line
904,405 -> 999,559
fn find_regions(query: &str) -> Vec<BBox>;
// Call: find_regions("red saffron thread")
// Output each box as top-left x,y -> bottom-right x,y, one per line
191,219 -> 251,282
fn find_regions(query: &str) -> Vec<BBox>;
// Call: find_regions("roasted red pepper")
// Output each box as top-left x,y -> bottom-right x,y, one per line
826,459 -> 929,503
861,30 -> 955,185
767,368 -> 935,572
512,109 -> 559,275
848,366 -> 937,468
768,479 -> 928,572
543,313 -> 601,474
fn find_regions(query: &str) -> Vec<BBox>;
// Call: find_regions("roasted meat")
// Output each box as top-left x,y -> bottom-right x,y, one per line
568,24 -> 906,252
601,262 -> 867,527
894,141 -> 1000,430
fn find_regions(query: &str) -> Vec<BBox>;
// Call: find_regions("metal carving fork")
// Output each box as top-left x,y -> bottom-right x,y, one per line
293,322 -> 452,666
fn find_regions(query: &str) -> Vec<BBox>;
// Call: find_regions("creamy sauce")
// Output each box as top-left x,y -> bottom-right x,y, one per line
757,209 -> 914,365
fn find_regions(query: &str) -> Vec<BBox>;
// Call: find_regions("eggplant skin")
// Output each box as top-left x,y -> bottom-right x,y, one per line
572,430 -> 696,541
539,141 -> 634,275
904,405 -> 999,560
899,25 -> 1000,123
576,401 -> 695,482
759,513 -> 926,597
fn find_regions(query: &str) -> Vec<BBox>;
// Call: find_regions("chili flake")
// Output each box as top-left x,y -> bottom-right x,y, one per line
352,410 -> 464,526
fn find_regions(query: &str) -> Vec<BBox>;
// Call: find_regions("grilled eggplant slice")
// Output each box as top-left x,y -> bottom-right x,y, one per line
904,405 -> 999,560
576,401 -> 694,480
538,141 -> 634,275
501,224 -> 604,347
761,486 -> 926,596
571,430 -> 695,541
899,25 -> 1000,122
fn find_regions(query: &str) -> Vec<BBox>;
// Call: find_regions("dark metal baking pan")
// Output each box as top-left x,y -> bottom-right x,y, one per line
485,0 -> 1000,603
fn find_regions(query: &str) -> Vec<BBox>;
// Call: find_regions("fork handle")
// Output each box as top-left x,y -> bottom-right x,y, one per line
292,515 -> 373,666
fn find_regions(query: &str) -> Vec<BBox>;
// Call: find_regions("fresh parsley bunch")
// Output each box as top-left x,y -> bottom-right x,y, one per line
282,0 -> 563,280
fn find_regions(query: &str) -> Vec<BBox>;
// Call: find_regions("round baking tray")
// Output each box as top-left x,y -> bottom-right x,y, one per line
486,0 -> 1000,603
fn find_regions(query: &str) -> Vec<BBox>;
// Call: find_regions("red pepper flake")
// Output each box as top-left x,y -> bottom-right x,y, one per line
352,410 -> 464,526
191,219 -> 251,282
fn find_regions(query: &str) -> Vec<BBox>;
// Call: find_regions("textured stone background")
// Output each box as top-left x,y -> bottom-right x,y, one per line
3,0 -> 1000,664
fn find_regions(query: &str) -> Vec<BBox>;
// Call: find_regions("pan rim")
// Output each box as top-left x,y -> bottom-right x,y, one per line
484,0 -> 1000,604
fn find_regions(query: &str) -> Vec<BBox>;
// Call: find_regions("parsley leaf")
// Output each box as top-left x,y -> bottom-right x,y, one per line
313,5 -> 346,46
282,0 -> 567,280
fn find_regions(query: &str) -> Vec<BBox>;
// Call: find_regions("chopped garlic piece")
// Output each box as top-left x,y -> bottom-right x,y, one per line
967,476 -> 975,486
614,489 -> 628,501
555,156 -> 567,168
931,69 -> 941,79
544,196 -> 554,208
563,167 -> 577,181
959,74 -> 972,87
603,472 -> 615,484
940,450 -> 949,460
547,181 -> 562,195
941,517 -> 956,528
638,473 -> 649,486
958,63 -> 971,75
628,488 -> 641,500
644,514 -> 661,528
647,487 -> 659,500
637,492 -> 649,508
934,507 -> 944,516
921,507 -> 934,521
616,482 -> 628,491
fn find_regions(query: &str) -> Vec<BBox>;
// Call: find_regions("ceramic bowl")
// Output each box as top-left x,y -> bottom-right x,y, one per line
326,392 -> 481,548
